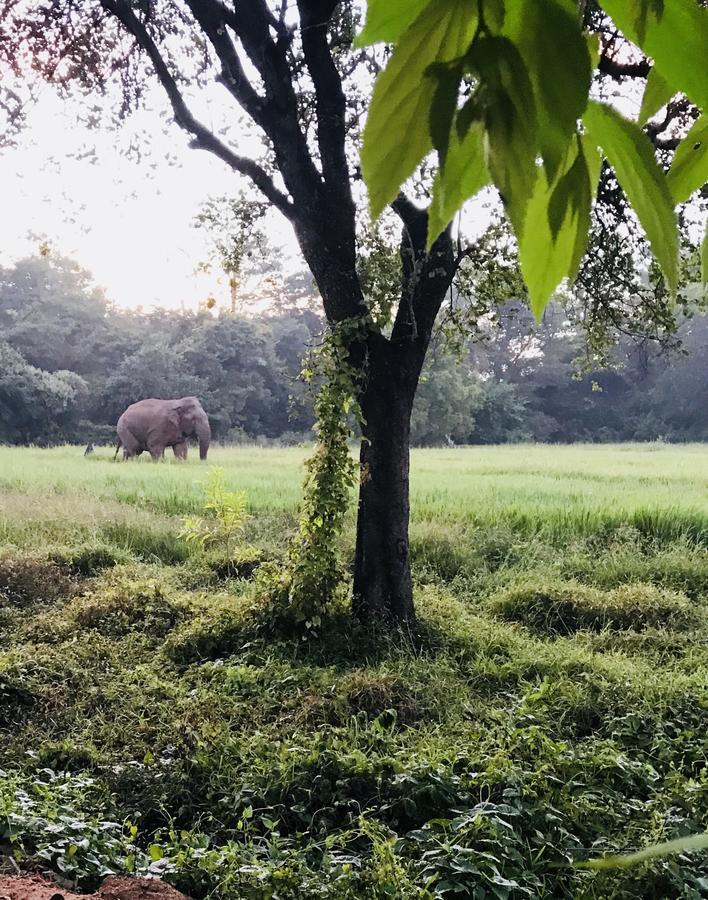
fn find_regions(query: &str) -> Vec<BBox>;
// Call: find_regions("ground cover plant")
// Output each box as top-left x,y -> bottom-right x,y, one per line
0,443 -> 707,898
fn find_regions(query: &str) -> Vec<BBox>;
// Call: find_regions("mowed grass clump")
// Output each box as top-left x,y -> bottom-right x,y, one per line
0,553 -> 76,609
492,576 -> 698,634
0,443 -> 706,898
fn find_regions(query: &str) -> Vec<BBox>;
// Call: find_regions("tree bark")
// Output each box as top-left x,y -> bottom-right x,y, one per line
352,338 -> 423,623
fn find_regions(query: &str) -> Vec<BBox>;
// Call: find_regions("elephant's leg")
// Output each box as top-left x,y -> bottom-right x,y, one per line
147,441 -> 165,462
120,431 -> 141,460
173,441 -> 188,461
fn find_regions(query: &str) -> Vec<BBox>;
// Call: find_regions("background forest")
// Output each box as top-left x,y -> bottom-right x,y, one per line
1,250 -> 707,448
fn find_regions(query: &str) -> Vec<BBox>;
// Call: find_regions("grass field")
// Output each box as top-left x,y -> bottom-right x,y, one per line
0,443 -> 707,898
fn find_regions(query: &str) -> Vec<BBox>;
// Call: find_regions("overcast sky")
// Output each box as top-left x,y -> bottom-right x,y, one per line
0,67 -> 499,315
2,50 -> 644,315
0,87 -> 301,311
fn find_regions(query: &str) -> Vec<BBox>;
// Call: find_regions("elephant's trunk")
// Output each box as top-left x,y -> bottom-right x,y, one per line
196,417 -> 211,461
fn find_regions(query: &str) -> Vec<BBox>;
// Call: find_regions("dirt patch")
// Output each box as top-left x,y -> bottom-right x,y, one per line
0,874 -> 190,900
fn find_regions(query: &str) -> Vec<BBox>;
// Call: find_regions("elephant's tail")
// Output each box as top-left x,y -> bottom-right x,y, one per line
113,437 -> 122,460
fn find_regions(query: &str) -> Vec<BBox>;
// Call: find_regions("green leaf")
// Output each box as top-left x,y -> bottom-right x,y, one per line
583,100 -> 678,293
600,0 -> 708,111
467,35 -> 537,236
361,0 -> 478,221
483,0 -> 506,32
666,115 -> 708,203
429,61 -> 464,165
639,66 -> 675,125
585,32 -> 601,70
354,0 -> 430,47
502,0 -> 592,179
428,121 -> 490,248
577,831 -> 708,870
519,134 -> 601,318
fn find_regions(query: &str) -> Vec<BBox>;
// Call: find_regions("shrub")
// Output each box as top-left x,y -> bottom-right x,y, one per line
205,545 -> 268,581
164,607 -> 251,664
492,577 -> 697,635
51,544 -> 125,578
180,468 -> 250,555
65,575 -> 189,640
0,555 -> 75,609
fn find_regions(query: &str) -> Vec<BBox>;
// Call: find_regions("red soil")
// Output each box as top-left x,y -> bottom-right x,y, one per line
0,874 -> 190,900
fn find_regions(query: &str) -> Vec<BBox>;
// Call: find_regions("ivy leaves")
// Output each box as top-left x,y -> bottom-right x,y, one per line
358,0 -> 707,317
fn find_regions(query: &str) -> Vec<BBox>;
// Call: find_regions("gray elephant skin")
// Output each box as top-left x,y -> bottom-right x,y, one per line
115,397 -> 211,461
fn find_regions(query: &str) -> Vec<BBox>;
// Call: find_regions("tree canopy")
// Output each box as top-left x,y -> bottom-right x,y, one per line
2,252 -> 707,448
358,0 -> 708,313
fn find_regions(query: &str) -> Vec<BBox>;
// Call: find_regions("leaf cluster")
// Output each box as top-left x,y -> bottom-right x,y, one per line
359,0 -> 708,318
179,467 -> 250,555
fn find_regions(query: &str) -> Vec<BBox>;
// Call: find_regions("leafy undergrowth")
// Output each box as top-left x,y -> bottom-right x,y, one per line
1,517 -> 707,898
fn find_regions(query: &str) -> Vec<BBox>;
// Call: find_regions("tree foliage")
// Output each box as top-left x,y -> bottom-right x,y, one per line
0,254 -> 319,445
1,251 -> 706,449
359,0 -> 708,308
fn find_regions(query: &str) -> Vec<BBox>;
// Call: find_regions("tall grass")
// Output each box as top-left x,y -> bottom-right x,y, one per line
1,442 -> 705,546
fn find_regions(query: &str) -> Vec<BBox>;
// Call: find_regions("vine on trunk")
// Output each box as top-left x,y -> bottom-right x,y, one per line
262,317 -> 369,631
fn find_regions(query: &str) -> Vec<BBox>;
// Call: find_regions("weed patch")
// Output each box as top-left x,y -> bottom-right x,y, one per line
164,601 -> 254,664
52,545 -> 127,578
0,555 -> 75,609
492,577 -> 697,635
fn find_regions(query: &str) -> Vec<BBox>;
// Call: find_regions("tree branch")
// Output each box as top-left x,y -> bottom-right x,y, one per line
213,0 -> 324,202
184,0 -> 267,128
101,0 -> 295,219
392,194 -> 428,253
390,194 -> 455,346
598,52 -> 650,80
297,1 -> 350,190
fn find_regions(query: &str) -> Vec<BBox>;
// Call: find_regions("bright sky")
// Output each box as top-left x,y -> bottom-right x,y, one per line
0,88 -> 301,311
0,75 -> 496,314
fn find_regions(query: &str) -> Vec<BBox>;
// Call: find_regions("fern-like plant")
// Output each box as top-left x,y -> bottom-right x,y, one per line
180,467 -> 250,555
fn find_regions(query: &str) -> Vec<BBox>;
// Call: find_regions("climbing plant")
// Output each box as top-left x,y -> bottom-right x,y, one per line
263,318 -> 369,630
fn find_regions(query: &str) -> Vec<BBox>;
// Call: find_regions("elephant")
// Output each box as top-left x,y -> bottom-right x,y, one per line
114,397 -> 211,461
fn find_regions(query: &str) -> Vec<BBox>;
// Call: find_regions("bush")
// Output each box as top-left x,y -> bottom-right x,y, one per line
492,577 -> 697,635
164,606 -> 252,664
0,555 -> 75,609
51,544 -> 126,578
66,577 -> 189,640
205,546 -> 268,581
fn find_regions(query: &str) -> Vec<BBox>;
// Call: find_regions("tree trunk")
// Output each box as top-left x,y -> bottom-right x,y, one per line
352,341 -> 420,623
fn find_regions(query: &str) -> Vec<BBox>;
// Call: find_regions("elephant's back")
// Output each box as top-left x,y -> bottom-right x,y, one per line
123,398 -> 168,414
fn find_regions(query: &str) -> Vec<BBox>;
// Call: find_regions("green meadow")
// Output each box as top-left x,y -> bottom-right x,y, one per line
1,443 -> 707,898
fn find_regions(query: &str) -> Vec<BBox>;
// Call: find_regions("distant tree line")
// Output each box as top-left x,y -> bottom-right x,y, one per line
1,254 -> 706,447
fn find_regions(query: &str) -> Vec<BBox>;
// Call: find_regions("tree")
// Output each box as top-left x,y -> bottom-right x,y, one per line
0,341 -> 88,444
2,0 -> 705,623
0,254 -> 122,376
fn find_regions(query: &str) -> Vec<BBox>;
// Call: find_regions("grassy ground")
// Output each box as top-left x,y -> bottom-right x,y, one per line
0,443 -> 706,898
